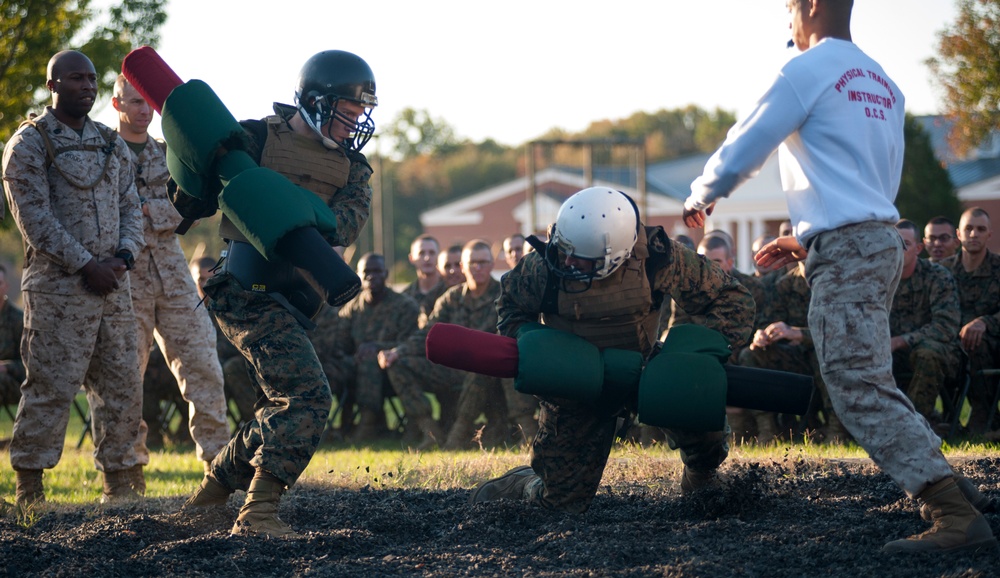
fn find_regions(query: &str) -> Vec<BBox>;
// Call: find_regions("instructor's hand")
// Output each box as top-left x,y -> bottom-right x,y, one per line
754,236 -> 808,270
682,202 -> 715,229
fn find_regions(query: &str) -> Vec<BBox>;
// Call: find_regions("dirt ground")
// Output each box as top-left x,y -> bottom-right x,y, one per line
1,456 -> 998,577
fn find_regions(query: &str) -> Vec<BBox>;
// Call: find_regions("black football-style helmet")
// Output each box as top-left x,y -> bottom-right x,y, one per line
295,50 -> 377,151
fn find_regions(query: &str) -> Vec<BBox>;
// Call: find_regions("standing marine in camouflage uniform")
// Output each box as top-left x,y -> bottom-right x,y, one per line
182,50 -> 377,537
113,75 -> 229,469
469,188 -> 753,513
683,0 -> 994,553
940,207 -> 1000,434
889,220 -> 961,425
2,50 -> 147,507
0,265 -> 25,412
323,253 -> 421,442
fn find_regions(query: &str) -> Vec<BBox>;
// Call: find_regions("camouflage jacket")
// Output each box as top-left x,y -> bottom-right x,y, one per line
940,250 -> 1000,335
663,268 -> 767,333
402,278 -> 448,318
0,299 -> 25,381
890,258 -> 961,349
126,136 -> 199,300
2,108 -> 144,294
498,226 -> 754,352
327,289 -> 420,357
397,277 -> 503,357
765,265 -> 812,346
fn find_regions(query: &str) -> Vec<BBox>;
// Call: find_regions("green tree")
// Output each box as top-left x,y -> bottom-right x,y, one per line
0,0 -> 168,145
926,0 -> 1000,156
896,114 -> 963,226
385,107 -> 461,158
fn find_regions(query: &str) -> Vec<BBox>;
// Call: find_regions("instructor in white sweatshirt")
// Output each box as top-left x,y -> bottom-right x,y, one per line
683,0 -> 996,555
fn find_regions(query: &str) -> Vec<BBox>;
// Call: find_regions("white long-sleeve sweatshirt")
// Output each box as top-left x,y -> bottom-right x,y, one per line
686,38 -> 903,244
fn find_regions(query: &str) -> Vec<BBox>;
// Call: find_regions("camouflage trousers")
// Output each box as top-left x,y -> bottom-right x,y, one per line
524,398 -> 728,513
10,289 -> 148,472
892,341 -> 960,420
204,275 -> 331,490
738,341 -> 834,432
0,371 -> 20,407
805,221 -> 952,497
443,375 -> 538,449
385,354 -> 463,424
133,278 -> 228,462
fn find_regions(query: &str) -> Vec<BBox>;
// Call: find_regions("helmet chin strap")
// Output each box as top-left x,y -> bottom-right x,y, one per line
297,105 -> 344,150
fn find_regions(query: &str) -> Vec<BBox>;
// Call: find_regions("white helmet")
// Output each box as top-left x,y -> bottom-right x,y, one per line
549,187 -> 638,281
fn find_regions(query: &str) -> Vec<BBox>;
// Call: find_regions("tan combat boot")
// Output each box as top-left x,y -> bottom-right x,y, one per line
348,409 -> 383,443
727,411 -> 755,445
754,412 -> 779,445
181,474 -> 233,510
883,477 -> 998,554
231,471 -> 299,538
101,466 -> 145,503
404,415 -> 444,451
920,476 -> 995,522
680,466 -> 723,495
15,469 -> 45,509
468,466 -> 538,505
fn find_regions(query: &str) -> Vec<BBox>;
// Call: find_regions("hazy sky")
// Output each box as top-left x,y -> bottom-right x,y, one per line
94,0 -> 959,154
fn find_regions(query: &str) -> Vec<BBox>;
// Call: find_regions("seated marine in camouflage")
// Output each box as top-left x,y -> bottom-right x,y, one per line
889,220 -> 962,428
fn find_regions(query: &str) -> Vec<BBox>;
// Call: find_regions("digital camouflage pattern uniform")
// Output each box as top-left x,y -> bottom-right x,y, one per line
392,278 -> 537,448
805,222 -> 952,496
663,268 -> 768,343
402,278 -> 447,318
127,137 -> 228,462
324,288 -> 420,426
204,110 -> 372,491
940,249 -> 1000,430
738,265 -> 835,436
2,108 -> 146,473
497,227 -> 754,513
889,258 -> 961,420
0,298 -> 25,408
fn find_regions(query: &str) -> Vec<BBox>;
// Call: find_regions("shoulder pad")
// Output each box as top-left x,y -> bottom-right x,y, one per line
344,148 -> 372,171
646,226 -> 673,262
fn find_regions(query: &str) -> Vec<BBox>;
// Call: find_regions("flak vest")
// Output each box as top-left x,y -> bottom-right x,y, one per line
217,117 -> 351,326
542,230 -> 660,356
217,115 -> 350,243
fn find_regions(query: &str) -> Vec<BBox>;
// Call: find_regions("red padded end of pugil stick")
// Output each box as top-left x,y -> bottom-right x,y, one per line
425,323 -> 519,378
121,46 -> 184,114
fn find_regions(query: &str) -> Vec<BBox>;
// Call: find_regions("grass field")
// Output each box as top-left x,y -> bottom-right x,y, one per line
3,396 -> 998,508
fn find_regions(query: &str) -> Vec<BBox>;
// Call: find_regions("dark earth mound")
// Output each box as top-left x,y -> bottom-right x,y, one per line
2,457 -> 998,577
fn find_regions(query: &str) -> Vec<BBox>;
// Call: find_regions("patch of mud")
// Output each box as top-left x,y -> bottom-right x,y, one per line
2,458 -> 997,577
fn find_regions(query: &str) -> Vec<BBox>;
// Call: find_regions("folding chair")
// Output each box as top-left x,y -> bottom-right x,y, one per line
938,352 -> 971,439
72,388 -> 93,449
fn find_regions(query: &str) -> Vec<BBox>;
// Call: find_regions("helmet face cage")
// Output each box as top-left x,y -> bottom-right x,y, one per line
295,50 -> 378,152
305,94 -> 376,151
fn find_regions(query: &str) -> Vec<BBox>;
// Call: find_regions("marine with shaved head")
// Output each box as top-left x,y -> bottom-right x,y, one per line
3,50 -> 146,509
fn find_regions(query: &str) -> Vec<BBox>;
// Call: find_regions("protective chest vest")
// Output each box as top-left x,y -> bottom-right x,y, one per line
542,232 -> 659,355
218,116 -> 350,242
